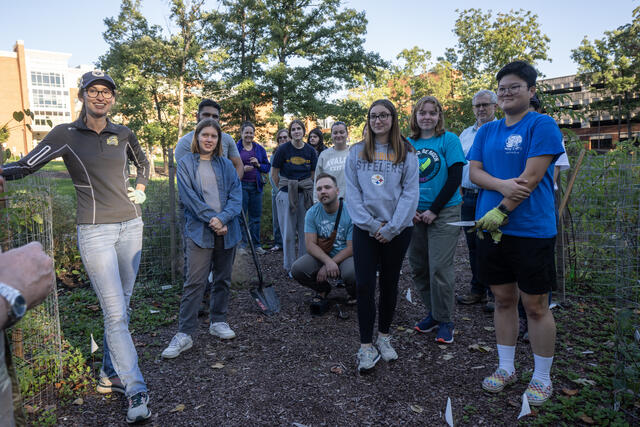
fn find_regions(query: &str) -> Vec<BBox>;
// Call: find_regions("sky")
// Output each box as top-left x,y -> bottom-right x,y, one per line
1,0 -> 637,79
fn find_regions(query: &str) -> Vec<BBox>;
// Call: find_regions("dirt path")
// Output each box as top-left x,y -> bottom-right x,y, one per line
57,236 -> 560,426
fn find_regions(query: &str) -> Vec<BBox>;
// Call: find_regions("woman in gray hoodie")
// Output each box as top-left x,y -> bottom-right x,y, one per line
345,99 -> 419,372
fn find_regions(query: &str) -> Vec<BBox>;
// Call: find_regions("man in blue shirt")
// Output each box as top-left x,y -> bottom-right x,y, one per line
468,61 -> 564,406
290,173 -> 355,314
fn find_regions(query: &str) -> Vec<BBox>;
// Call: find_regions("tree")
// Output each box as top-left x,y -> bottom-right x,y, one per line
571,6 -> 640,141
261,0 -> 384,120
446,8 -> 551,85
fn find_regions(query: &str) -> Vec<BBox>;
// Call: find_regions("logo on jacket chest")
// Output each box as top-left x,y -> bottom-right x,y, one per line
106,135 -> 119,146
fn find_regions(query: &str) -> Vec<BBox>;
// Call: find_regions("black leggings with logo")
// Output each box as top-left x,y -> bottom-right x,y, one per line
353,226 -> 413,344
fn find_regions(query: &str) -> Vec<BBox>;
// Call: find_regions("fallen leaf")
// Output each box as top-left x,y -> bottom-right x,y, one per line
442,354 -> 454,361
170,403 -> 185,413
483,326 -> 495,331
410,404 -> 424,414
471,365 -> 485,370
211,362 -> 225,369
462,317 -> 471,321
87,304 -> 100,311
194,404 -> 204,410
581,350 -> 594,355
468,343 -> 490,352
579,414 -> 595,424
24,405 -> 36,414
72,398 -> 83,405
480,345 -> 493,352
149,309 -> 159,314
396,326 -> 406,331
405,328 -> 415,334
415,352 -> 423,358
562,388 -> 579,396
572,378 -> 596,386
438,345 -> 447,350
330,365 -> 344,375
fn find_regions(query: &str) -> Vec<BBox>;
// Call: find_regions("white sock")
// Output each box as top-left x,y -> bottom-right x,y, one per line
532,354 -> 554,386
497,344 -> 516,375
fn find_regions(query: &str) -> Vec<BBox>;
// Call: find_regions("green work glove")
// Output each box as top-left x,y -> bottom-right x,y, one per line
468,207 -> 508,243
127,187 -> 146,205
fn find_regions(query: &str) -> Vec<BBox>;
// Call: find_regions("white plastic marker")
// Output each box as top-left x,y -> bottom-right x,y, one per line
406,288 -> 413,304
518,392 -> 531,419
90,333 -> 99,353
445,397 -> 453,426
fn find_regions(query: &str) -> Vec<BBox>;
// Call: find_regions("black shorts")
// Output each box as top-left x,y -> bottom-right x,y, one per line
477,234 -> 556,295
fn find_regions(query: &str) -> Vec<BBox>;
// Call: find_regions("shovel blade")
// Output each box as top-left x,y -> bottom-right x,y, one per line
250,284 -> 280,315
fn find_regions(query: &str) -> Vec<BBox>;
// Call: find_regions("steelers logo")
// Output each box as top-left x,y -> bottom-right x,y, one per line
371,174 -> 384,186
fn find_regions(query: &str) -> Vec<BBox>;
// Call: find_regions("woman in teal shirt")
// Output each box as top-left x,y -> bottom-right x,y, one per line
407,96 -> 466,344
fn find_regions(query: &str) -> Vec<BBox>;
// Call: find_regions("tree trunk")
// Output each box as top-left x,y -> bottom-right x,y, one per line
147,143 -> 156,177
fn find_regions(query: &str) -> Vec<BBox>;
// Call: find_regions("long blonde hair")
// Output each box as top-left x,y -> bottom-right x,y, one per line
362,99 -> 412,164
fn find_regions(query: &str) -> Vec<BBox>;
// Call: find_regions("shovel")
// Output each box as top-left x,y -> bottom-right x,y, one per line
240,211 -> 280,315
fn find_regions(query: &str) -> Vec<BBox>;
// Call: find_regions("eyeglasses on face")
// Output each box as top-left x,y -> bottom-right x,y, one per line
86,87 -> 114,99
369,112 -> 391,122
473,103 -> 495,109
497,84 -> 526,96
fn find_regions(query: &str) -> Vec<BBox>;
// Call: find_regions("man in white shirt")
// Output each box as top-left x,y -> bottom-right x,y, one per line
456,90 -> 498,311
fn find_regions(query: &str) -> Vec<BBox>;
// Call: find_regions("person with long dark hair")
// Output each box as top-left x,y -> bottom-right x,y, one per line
1,70 -> 152,423
237,121 -> 271,254
271,119 -> 318,272
345,99 -> 419,372
162,118 -> 242,358
406,96 -> 466,344
307,127 -> 326,156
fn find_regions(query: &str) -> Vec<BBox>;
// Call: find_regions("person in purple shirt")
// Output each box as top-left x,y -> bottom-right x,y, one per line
237,121 -> 271,253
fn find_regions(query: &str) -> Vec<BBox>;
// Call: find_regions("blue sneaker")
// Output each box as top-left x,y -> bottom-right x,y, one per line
435,322 -> 455,344
414,313 -> 438,333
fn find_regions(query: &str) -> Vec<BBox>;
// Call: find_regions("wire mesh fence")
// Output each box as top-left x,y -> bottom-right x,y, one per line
560,150 -> 639,410
0,174 -> 62,410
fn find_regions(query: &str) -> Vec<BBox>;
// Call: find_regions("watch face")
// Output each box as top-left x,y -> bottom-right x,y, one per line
14,294 -> 27,318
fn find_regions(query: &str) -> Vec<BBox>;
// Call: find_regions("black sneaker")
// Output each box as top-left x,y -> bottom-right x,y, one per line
126,392 -> 151,424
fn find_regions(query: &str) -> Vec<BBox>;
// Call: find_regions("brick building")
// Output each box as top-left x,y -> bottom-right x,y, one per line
0,40 -> 91,157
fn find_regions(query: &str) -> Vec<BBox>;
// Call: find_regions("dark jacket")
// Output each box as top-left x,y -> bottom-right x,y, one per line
236,140 -> 271,192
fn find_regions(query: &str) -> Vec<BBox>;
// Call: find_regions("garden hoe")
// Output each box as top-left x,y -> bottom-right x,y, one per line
240,211 -> 280,315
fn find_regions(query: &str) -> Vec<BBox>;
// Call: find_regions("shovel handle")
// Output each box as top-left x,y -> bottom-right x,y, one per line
240,210 -> 264,287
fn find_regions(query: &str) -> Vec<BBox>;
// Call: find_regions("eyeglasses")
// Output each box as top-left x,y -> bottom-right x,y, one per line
497,84 -> 525,96
86,87 -> 113,99
369,112 -> 391,122
473,103 -> 495,109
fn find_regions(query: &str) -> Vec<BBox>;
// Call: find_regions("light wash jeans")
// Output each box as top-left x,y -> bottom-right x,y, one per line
77,217 -> 147,397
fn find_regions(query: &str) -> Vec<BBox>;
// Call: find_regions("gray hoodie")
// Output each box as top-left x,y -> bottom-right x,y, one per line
345,141 -> 419,241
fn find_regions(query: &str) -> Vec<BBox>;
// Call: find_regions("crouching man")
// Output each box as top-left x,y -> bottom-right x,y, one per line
291,173 -> 355,314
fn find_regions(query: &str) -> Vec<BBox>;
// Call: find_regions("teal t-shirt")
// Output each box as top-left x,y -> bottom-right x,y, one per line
409,131 -> 466,211
304,201 -> 353,257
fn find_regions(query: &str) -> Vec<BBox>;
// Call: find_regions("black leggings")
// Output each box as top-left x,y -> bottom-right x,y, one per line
353,226 -> 413,343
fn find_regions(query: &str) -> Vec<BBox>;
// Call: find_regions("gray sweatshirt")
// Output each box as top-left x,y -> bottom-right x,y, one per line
345,141 -> 419,241
314,146 -> 349,202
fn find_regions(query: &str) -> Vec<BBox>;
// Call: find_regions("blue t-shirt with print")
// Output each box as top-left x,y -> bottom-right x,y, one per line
304,201 -> 353,257
467,112 -> 564,238
272,141 -> 317,191
408,131 -> 466,211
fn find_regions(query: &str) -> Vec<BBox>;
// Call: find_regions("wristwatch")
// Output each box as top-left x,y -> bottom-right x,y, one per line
497,203 -> 512,216
0,282 -> 27,328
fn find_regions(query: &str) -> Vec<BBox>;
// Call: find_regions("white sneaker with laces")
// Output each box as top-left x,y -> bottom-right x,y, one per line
209,322 -> 236,339
126,392 -> 151,423
357,346 -> 381,372
161,332 -> 193,359
375,335 -> 398,362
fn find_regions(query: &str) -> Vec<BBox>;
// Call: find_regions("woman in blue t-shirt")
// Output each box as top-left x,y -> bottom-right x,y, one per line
406,96 -> 466,344
270,119 -> 318,271
237,121 -> 271,254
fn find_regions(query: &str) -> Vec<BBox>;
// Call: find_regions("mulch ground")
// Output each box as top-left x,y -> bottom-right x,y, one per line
57,236 -> 569,426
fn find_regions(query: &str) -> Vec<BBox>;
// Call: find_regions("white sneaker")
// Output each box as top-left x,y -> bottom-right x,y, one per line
161,332 -> 193,359
255,246 -> 267,255
126,392 -> 151,423
375,335 -> 398,362
209,322 -> 236,339
357,346 -> 380,372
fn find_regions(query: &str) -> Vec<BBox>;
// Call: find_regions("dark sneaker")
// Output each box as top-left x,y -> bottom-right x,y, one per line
414,313 -> 438,333
456,292 -> 485,305
435,322 -> 455,344
126,392 -> 151,423
310,298 -> 330,316
357,346 -> 380,372
96,375 -> 125,394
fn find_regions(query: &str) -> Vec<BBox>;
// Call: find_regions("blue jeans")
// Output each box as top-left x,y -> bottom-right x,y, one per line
271,189 -> 282,247
241,181 -> 262,246
77,217 -> 146,397
461,190 -> 490,296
